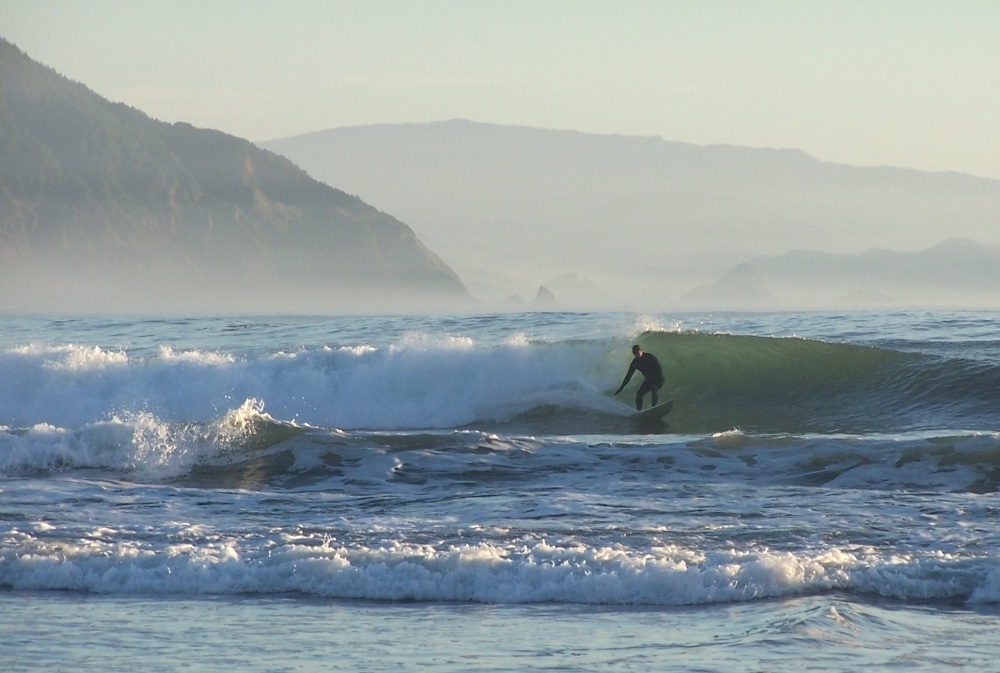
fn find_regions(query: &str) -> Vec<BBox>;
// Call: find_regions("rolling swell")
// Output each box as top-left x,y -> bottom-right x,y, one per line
622,331 -> 999,434
182,422 -> 1000,494
8,392 -> 994,493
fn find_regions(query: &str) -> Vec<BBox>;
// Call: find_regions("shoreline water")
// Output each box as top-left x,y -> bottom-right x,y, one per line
4,591 -> 999,672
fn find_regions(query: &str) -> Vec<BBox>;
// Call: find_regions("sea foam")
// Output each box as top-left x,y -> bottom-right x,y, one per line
1,338 -> 615,432
1,528 -> 991,605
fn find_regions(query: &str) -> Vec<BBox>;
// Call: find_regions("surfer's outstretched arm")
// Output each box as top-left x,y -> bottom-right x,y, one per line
614,362 -> 637,395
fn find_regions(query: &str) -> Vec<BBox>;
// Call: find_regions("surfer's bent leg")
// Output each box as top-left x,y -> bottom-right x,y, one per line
652,379 -> 665,407
636,379 -> 655,411
639,379 -> 663,410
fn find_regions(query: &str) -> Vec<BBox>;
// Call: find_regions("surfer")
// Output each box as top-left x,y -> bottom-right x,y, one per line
614,344 -> 665,411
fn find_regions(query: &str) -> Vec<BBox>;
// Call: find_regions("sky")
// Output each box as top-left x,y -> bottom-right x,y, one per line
3,0 -> 1000,180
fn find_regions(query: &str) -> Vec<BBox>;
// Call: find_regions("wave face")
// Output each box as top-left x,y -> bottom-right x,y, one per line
640,331 -> 1000,434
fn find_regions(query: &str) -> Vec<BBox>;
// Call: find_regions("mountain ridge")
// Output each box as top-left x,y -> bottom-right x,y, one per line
0,39 -> 467,314
262,120 -> 1000,308
684,239 -> 1000,309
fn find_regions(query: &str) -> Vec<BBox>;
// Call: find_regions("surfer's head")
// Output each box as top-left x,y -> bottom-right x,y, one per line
632,344 -> 642,356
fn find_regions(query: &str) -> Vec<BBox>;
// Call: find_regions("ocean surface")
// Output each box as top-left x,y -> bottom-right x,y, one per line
2,309 -> 999,671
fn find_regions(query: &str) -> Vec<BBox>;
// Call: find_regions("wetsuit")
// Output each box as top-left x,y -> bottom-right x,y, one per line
615,352 -> 665,411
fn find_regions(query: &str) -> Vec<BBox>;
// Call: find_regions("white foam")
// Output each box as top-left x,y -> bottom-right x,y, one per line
628,314 -> 686,337
2,337 -> 615,432
0,529 -> 989,605
157,345 -> 235,366
44,344 -> 130,371
0,399 -> 274,478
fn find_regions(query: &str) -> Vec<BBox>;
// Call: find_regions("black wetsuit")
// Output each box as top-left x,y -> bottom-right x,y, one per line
617,352 -> 665,411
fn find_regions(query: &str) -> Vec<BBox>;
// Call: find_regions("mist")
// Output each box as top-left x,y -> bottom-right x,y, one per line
6,32 -> 1000,315
262,121 -> 1000,311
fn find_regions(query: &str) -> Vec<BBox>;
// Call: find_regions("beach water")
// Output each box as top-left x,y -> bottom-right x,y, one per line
2,310 -> 999,671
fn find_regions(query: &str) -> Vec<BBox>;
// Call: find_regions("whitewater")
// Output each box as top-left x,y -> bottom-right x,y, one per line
2,310 -> 999,671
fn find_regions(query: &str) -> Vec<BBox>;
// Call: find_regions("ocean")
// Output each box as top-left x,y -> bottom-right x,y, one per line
2,309 -> 999,671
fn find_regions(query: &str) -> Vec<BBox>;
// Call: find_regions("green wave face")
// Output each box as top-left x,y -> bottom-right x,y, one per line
632,331 -> 997,434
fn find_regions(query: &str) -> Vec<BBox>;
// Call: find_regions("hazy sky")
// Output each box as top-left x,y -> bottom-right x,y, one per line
4,0 -> 1000,179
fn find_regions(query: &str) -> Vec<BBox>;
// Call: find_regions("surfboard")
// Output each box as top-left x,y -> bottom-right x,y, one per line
631,399 -> 674,424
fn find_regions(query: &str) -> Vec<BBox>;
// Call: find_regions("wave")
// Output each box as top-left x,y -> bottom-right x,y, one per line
634,331 -> 1000,434
2,329 -> 997,439
0,399 -> 297,480
0,337 -> 617,432
5,399 -> 999,494
193,423 -> 1000,494
4,519 -> 1000,605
